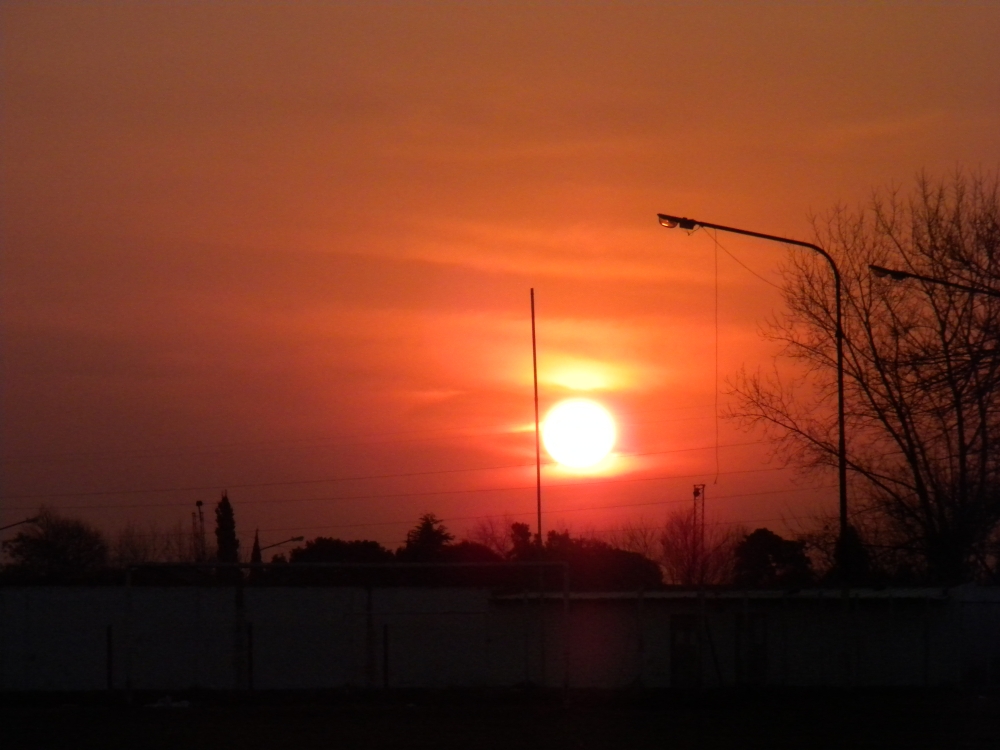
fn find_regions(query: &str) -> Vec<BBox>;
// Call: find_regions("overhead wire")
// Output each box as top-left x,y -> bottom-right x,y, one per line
708,228 -> 784,291
238,483 -> 839,538
0,403 -> 720,465
0,439 -> 772,504
2,460 -> 812,514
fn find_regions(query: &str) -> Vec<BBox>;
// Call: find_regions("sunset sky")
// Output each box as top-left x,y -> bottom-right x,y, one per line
2,2 -> 999,554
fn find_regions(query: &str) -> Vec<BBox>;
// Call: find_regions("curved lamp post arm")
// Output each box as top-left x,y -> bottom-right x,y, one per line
260,535 -> 305,552
870,264 -> 1000,299
657,213 -> 849,548
658,214 -> 840,280
0,516 -> 40,533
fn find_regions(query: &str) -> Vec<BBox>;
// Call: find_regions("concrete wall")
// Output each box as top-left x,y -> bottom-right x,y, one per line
2,586 -> 998,692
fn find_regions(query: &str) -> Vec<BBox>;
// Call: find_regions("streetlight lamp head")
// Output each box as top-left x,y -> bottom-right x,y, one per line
657,214 -> 697,231
869,264 -> 908,281
291,536 -> 304,543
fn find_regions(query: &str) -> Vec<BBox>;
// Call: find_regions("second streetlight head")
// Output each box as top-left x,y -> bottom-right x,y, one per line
657,214 -> 697,230
869,264 -> 909,281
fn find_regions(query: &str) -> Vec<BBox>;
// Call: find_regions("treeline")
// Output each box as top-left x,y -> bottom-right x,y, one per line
268,514 -> 663,590
4,492 -> 931,589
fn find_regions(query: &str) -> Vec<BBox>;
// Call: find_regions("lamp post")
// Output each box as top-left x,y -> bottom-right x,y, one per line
657,213 -> 852,576
870,265 -> 1000,299
0,516 -> 39,533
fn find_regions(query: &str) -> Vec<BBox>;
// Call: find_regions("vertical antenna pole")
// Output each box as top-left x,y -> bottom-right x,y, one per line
196,500 -> 206,562
531,288 -> 542,546
693,484 -> 706,583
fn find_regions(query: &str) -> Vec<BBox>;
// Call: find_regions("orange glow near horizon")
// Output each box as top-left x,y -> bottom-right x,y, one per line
1,4 -> 997,546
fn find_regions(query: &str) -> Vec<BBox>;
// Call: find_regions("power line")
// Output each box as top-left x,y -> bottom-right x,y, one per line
0,404 -> 720,465
2,461 -> 814,514
233,484 -> 838,537
0,440 -> 771,503
709,228 -> 784,291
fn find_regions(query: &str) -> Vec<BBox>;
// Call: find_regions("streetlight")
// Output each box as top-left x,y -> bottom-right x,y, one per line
657,213 -> 852,576
260,535 -> 304,552
870,265 -> 1000,299
0,516 -> 39,533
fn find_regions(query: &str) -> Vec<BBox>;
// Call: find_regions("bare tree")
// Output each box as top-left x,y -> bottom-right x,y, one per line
605,516 -> 661,561
113,522 -> 158,567
4,508 -> 108,577
658,509 -> 742,586
112,520 -> 199,566
730,171 -> 1000,583
466,514 -> 517,558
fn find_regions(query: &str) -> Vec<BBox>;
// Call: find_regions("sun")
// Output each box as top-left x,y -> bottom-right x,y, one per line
541,398 -> 617,469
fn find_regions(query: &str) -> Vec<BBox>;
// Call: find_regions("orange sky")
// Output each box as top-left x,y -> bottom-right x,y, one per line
2,2 -> 999,553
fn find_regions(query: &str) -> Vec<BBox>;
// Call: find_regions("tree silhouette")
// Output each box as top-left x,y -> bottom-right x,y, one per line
215,492 -> 239,564
734,528 -> 813,589
509,522 -> 538,560
505,524 -> 662,590
832,524 -> 872,585
394,516 -> 508,585
541,530 -> 662,591
289,537 -> 393,564
438,540 -> 502,563
112,520 -> 198,566
248,530 -> 263,583
250,530 -> 262,565
467,514 -> 517,557
3,508 -> 108,579
658,509 -> 741,586
397,513 -> 454,562
730,171 -> 1000,583
275,535 -> 392,586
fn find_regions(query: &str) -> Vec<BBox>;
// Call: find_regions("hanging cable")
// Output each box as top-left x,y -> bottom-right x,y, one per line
713,230 -> 721,483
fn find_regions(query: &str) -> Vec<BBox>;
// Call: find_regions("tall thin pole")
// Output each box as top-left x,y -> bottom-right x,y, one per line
196,500 -> 206,562
693,484 -> 706,580
833,273 -> 847,547
531,288 -> 542,545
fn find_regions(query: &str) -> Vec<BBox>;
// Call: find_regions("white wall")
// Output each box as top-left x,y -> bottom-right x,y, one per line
1,586 -> 997,692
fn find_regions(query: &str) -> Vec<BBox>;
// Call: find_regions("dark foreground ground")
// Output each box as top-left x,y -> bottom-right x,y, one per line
3,690 -> 999,750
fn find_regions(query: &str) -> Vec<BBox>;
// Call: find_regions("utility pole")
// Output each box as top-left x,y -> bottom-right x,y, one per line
693,484 -> 706,582
196,500 -> 207,562
531,288 -> 543,546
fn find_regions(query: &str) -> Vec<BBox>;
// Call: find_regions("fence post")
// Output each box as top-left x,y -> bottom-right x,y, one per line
233,580 -> 247,690
538,570 -> 546,688
382,623 -> 390,689
523,588 -> 530,685
562,566 -> 570,703
124,568 -> 133,703
635,588 -> 644,685
106,624 -> 113,691
247,622 -> 254,691
366,587 -> 376,688
923,594 -> 931,687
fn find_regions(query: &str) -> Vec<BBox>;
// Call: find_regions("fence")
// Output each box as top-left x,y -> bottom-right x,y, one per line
2,574 -> 998,692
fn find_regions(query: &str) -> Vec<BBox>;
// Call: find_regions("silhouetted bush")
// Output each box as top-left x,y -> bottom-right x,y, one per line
734,528 -> 813,589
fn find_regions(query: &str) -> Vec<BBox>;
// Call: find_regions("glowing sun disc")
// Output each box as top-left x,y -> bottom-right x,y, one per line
542,398 -> 616,469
